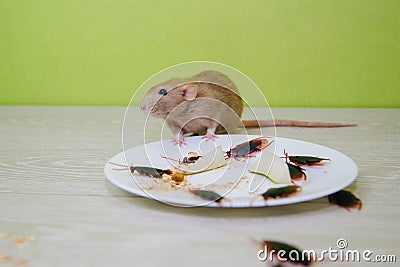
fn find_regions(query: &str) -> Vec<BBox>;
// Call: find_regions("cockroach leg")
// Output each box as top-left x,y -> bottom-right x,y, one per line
160,154 -> 182,164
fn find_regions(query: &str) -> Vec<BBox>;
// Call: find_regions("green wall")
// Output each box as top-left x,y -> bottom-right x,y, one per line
1,0 -> 399,107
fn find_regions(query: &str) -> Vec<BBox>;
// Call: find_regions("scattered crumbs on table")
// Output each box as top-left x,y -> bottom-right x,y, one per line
0,232 -> 38,265
13,259 -> 28,266
0,254 -> 12,262
11,235 -> 36,249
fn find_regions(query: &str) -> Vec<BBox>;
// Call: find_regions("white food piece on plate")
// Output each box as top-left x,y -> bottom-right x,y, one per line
248,151 -> 291,184
181,146 -> 226,174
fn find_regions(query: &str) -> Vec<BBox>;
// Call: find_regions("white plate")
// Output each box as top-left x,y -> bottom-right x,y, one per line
104,135 -> 358,208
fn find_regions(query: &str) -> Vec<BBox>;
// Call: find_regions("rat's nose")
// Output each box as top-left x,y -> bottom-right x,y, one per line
140,102 -> 152,114
140,102 -> 146,111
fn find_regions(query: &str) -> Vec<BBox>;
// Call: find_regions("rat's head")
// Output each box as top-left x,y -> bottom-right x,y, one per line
140,78 -> 198,118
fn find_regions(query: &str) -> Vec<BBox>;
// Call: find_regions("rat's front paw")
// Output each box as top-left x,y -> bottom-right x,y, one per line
171,139 -> 186,146
201,132 -> 218,142
171,136 -> 186,146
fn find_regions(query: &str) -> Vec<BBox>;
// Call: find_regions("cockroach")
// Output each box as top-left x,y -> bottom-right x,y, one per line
225,137 -> 273,159
283,149 -> 330,166
160,154 -> 202,164
328,190 -> 362,211
248,185 -> 301,207
190,189 -> 230,206
261,185 -> 301,201
251,238 -> 314,266
182,155 -> 202,164
289,156 -> 330,166
108,162 -> 173,178
282,150 -> 307,182
287,163 -> 307,182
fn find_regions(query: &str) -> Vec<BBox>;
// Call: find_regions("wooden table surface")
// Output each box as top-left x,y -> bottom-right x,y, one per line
0,106 -> 399,267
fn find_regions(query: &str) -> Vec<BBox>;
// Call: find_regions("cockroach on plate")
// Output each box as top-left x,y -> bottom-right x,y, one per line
182,152 -> 202,164
289,155 -> 330,166
160,153 -> 202,164
225,137 -> 273,159
282,150 -> 307,183
108,162 -> 173,179
287,163 -> 307,182
182,155 -> 202,164
283,149 -> 330,166
261,185 -> 301,201
328,190 -> 362,211
248,185 -> 301,207
190,189 -> 231,207
251,238 -> 314,266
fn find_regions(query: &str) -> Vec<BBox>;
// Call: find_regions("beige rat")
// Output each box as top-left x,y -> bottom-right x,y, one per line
140,70 -> 355,145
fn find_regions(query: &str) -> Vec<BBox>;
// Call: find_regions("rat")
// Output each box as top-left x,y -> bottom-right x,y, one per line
140,70 -> 356,145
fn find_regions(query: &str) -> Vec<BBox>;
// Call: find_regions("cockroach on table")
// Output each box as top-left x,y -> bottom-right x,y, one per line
108,162 -> 173,178
328,190 -> 362,211
251,238 -> 315,266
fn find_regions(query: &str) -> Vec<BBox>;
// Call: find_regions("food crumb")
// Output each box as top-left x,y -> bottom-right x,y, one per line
162,174 -> 172,183
142,184 -> 154,190
10,235 -> 36,249
171,172 -> 185,183
11,235 -> 25,244
0,254 -> 11,262
0,232 -> 8,238
13,259 -> 28,266
27,235 -> 36,243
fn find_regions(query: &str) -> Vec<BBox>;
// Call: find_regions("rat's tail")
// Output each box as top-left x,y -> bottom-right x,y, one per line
240,120 -> 357,128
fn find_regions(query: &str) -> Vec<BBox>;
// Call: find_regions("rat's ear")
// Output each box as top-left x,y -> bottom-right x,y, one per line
182,84 -> 198,101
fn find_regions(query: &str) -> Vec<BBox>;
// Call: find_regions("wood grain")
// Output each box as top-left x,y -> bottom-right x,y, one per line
0,106 -> 399,266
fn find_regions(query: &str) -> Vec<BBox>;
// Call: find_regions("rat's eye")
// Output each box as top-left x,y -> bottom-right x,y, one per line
158,88 -> 167,96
